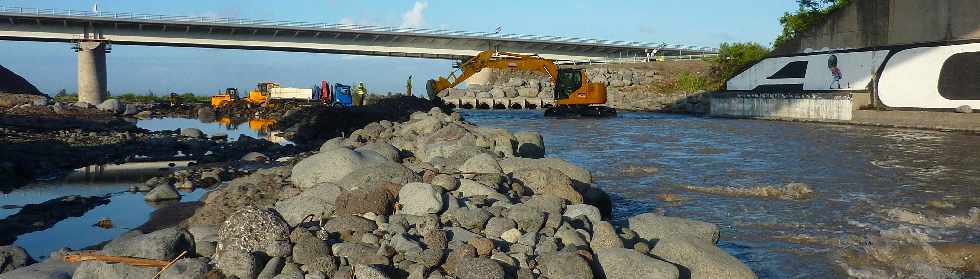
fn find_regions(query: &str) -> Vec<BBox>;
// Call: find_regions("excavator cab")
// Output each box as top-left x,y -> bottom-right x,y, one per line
555,69 -> 583,100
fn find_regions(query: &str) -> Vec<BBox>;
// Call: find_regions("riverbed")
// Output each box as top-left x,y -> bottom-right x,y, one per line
462,110 -> 980,278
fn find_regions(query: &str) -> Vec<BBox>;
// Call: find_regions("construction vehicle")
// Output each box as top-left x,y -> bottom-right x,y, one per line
209,88 -> 240,108
245,82 -> 278,106
426,50 -> 616,117
331,83 -> 354,107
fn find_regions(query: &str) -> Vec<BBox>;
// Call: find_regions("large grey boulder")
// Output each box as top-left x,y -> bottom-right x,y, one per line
103,228 -> 194,260
159,258 -> 210,279
590,221 -> 624,249
458,153 -> 503,175
355,142 -> 401,162
564,203 -> 602,224
335,184 -> 396,216
593,248 -> 679,279
188,225 -> 218,258
0,246 -> 35,273
431,174 -> 460,191
628,213 -> 719,244
650,236 -> 757,279
352,264 -> 391,279
144,183 -> 180,202
456,179 -> 509,202
398,183 -> 445,216
538,252 -> 593,279
179,127 -> 205,139
484,217 -> 517,239
322,215 -> 378,234
72,261 -> 157,279
96,99 -> 124,113
318,137 -> 347,152
513,132 -> 545,158
290,148 -> 385,188
512,167 -> 583,203
217,205 -> 292,271
507,205 -> 546,233
454,257 -> 506,279
335,161 -> 419,191
500,157 -> 592,185
218,249 -> 262,279
0,252 -> 73,279
274,182 -> 342,226
291,234 -> 330,265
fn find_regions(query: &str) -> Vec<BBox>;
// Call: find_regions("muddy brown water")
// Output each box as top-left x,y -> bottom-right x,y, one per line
462,110 -> 980,278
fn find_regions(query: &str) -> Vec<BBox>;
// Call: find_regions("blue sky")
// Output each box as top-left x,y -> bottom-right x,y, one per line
0,0 -> 797,95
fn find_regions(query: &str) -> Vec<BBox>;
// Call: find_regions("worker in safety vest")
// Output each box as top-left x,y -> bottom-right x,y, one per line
354,82 -> 367,106
406,75 -> 413,97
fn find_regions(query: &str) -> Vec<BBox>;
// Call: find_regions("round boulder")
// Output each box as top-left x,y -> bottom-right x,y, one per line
290,148 -> 385,188
398,182 -> 445,216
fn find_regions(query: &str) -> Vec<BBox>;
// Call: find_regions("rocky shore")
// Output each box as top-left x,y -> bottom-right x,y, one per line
0,108 -> 756,279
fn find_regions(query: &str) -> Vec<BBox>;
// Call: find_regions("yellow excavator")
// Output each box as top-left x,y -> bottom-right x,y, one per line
426,50 -> 616,117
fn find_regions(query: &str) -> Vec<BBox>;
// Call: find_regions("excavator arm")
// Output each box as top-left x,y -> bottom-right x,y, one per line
427,50 -> 558,99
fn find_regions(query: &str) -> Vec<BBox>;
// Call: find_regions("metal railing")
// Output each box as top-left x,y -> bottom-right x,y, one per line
0,5 -> 719,54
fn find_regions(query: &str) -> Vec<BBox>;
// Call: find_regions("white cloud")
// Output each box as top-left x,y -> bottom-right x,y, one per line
399,1 -> 428,29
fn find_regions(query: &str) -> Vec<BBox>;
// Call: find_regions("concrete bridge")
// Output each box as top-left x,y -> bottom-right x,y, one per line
0,6 -> 718,105
441,97 -> 557,110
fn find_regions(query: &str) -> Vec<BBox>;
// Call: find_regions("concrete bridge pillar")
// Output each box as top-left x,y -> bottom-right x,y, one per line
75,41 -> 108,105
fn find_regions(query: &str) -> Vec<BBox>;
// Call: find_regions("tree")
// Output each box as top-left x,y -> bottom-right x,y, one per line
56,89 -> 68,97
712,42 -> 771,87
774,0 -> 851,48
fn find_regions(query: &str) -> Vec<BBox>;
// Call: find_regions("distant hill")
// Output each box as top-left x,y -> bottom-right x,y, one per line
0,64 -> 41,96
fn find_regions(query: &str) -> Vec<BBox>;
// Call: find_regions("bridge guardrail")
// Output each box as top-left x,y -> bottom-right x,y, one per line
0,5 -> 719,55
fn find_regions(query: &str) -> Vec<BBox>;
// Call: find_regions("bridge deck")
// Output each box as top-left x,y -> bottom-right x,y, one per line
0,6 -> 717,62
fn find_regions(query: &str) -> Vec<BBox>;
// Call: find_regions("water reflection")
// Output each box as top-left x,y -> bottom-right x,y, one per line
1,161 -> 206,258
137,116 -> 291,145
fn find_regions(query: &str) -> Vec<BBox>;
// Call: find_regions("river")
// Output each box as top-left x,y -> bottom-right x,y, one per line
462,110 -> 980,278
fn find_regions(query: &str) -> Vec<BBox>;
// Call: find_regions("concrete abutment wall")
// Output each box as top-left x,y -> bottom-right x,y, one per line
774,0 -> 980,55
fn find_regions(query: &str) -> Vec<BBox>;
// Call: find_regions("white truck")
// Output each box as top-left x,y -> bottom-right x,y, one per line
269,87 -> 314,101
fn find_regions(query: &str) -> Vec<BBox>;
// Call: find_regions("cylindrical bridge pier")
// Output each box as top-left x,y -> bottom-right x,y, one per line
75,41 -> 108,105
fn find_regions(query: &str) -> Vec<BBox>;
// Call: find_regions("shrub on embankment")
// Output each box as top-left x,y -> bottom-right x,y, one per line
774,0 -> 851,49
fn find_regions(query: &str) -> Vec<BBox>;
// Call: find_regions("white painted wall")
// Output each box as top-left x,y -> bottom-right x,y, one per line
877,43 -> 980,109
727,51 -> 888,91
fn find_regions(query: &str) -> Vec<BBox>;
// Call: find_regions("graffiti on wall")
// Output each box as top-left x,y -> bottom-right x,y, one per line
877,43 -> 980,108
726,41 -> 980,110
726,50 -> 889,92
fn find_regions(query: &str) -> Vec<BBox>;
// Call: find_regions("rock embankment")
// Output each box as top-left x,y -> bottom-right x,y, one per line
1,107 -> 755,279
437,61 -> 712,112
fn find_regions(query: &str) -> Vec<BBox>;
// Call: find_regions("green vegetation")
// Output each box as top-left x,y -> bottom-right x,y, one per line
774,0 -> 851,48
51,90 -> 210,104
711,42 -> 771,87
674,72 -> 709,93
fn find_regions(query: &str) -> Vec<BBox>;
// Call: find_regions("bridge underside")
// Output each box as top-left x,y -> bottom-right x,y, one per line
0,12 -> 702,62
